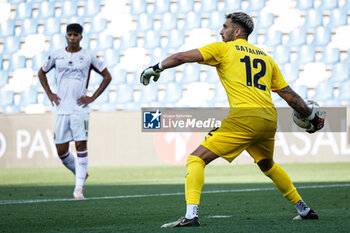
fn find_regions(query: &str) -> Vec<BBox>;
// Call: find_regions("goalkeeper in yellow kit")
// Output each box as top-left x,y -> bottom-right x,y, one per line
140,12 -> 325,227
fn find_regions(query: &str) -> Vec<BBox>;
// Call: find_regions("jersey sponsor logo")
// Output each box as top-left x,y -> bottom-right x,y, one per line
143,110 -> 161,129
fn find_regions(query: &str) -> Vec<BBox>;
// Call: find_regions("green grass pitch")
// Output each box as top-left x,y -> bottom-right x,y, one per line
0,163 -> 350,233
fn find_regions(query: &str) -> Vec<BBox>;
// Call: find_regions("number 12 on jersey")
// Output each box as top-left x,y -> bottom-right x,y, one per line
240,55 -> 267,91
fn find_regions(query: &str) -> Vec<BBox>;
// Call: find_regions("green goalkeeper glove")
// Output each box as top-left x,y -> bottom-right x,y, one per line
140,63 -> 164,86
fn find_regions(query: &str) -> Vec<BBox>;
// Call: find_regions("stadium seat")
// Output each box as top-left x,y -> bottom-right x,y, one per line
290,84 -> 308,99
166,29 -> 185,48
15,2 -> 32,19
321,47 -> 340,64
304,9 -> 323,29
9,54 -> 26,71
286,28 -> 307,47
3,36 -> 21,55
60,0 -> 78,18
247,0 -> 265,12
248,30 -> 258,45
110,66 -> 127,85
137,13 -> 154,31
44,18 -> 61,35
184,12 -> 201,30
102,49 -> 120,67
157,69 -> 176,83
223,0 -> 241,12
208,11 -> 222,30
97,103 -> 117,112
311,26 -> 331,46
200,0 -> 217,12
154,0 -> 171,14
281,63 -> 299,83
210,83 -> 228,103
330,63 -> 349,83
0,20 -> 15,37
96,34 -> 114,50
255,13 -> 275,31
161,83 -> 182,103
143,30 -> 161,49
319,0 -> 338,10
295,0 -> 313,10
2,105 -> 21,114
137,84 -> 158,103
32,52 -> 49,71
336,80 -> 350,100
50,33 -> 66,51
328,9 -> 347,28
295,45 -> 316,65
272,45 -> 291,65
20,18 -> 38,36
0,71 -> 8,87
263,30 -> 283,47
205,68 -> 220,84
159,12 -> 178,31
19,86 -> 38,106
38,1 -> 55,18
149,47 -> 168,65
113,84 -> 134,104
90,18 -> 108,33
130,0 -> 147,14
81,0 -> 101,17
0,89 -> 14,106
120,32 -> 137,49
181,64 -> 200,84
176,0 -> 194,13
313,81 -> 334,101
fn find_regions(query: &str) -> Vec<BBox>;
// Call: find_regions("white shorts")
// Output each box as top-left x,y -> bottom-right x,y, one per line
54,113 -> 89,144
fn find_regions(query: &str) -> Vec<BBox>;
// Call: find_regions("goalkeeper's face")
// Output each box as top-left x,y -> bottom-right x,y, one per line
220,19 -> 238,42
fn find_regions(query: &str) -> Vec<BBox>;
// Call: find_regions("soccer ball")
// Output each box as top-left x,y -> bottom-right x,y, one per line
292,100 -> 319,129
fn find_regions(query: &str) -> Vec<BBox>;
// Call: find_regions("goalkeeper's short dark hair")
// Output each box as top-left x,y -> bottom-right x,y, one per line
66,23 -> 83,34
225,12 -> 254,37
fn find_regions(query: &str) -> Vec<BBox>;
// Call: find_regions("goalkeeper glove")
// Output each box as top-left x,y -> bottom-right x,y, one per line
140,63 -> 164,86
306,107 -> 326,134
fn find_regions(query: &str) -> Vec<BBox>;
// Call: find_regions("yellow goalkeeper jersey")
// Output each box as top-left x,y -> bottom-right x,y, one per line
198,39 -> 288,122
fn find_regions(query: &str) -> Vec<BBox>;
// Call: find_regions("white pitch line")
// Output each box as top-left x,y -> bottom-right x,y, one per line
1,183 -> 350,206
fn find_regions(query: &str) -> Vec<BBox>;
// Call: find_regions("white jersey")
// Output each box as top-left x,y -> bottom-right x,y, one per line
41,47 -> 106,114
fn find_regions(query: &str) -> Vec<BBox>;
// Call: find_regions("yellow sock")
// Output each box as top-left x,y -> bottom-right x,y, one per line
264,163 -> 301,205
185,155 -> 206,205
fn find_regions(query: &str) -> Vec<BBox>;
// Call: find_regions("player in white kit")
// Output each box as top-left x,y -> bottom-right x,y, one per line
38,24 -> 112,198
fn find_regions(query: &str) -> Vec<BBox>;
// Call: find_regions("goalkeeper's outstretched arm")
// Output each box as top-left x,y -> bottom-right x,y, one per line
140,49 -> 204,86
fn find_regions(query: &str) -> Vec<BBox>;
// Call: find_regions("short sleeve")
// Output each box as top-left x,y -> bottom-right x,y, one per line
197,42 -> 228,66
270,58 -> 289,91
41,53 -> 56,73
90,52 -> 106,73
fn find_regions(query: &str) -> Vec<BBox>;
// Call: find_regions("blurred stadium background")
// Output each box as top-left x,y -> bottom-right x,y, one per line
0,0 -> 350,114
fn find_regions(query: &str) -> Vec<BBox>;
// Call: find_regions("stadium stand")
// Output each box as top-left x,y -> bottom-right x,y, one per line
0,0 -> 349,114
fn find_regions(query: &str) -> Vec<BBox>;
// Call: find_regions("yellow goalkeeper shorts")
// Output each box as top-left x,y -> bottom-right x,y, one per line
200,116 -> 277,163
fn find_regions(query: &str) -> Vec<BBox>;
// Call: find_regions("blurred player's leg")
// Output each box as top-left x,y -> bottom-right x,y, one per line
74,148 -> 88,198
59,151 -> 76,174
56,143 -> 75,174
